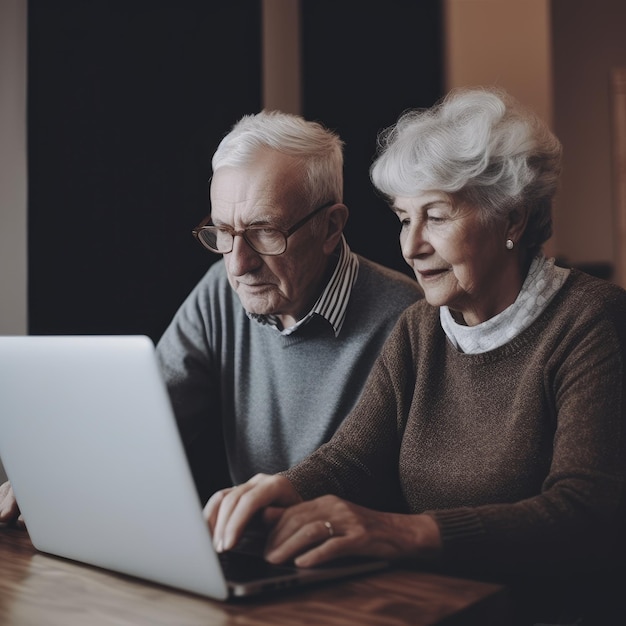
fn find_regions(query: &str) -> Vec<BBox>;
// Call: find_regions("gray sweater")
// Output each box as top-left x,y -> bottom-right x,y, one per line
156,256 -> 420,496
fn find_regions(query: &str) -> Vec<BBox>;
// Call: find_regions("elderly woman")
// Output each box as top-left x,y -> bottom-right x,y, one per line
205,88 -> 626,622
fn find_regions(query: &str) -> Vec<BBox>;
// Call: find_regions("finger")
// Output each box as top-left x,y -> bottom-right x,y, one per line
262,506 -> 286,527
267,498 -> 334,549
217,474 -> 300,553
265,518 -> 336,564
211,486 -> 251,552
203,488 -> 230,532
294,536 -> 349,568
213,474 -> 274,552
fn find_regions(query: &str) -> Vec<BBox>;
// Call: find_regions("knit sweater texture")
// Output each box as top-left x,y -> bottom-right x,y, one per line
284,270 -> 626,576
156,256 -> 420,493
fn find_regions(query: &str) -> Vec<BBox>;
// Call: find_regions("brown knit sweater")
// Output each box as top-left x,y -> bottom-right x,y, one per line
284,270 -> 626,576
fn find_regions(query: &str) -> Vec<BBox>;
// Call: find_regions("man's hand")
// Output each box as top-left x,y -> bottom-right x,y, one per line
203,473 -> 301,553
0,481 -> 24,527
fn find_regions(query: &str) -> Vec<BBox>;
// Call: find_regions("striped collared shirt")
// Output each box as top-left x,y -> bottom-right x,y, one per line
248,235 -> 359,337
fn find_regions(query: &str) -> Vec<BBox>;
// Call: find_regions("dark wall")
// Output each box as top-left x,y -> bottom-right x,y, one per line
28,0 -> 442,341
28,0 -> 261,342
302,0 -> 443,276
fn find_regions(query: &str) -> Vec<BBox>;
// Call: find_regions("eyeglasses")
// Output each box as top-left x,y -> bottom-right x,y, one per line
192,201 -> 335,256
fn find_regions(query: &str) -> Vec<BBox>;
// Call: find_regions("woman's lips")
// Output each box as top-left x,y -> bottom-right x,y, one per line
418,268 -> 449,279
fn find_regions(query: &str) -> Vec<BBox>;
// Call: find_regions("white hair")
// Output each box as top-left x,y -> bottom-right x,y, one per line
212,110 -> 344,209
370,87 -> 562,253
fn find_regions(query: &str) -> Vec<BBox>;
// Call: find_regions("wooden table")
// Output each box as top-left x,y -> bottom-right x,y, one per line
0,526 -> 510,625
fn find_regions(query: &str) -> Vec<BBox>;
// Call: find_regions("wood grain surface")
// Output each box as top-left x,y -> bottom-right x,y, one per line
0,526 -> 510,625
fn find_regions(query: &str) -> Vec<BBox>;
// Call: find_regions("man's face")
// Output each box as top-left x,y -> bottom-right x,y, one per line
210,150 -> 331,328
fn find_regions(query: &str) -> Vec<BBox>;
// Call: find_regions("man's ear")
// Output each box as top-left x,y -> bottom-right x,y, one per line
322,203 -> 349,254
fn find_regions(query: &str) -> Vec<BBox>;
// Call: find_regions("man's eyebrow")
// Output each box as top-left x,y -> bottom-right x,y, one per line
248,216 -> 279,226
210,214 -> 279,228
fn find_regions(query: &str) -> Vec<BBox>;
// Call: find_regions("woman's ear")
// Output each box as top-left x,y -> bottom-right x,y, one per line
322,203 -> 349,254
506,206 -> 530,245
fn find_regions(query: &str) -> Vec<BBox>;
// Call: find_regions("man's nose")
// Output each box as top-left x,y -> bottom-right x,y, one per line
226,234 -> 263,275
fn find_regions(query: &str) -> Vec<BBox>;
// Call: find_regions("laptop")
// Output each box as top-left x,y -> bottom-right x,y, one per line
0,335 -> 388,600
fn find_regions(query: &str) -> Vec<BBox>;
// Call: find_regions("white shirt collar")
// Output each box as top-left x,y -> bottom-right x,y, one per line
248,236 -> 359,337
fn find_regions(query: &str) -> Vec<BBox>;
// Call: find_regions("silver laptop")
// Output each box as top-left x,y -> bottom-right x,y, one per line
0,335 -> 387,599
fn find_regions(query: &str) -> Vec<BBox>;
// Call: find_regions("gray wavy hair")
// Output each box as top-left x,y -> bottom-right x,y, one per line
212,110 -> 344,209
370,87 -> 562,254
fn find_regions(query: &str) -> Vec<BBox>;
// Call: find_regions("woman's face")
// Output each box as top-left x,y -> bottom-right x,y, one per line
393,191 -> 524,326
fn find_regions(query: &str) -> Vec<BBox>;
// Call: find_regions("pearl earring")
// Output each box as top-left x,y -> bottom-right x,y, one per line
505,238 -> 514,250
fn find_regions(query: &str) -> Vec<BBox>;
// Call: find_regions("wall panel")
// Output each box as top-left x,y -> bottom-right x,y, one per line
28,0 -> 262,341
301,0 -> 443,276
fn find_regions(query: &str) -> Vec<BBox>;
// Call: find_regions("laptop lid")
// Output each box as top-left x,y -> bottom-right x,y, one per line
0,335 -> 387,599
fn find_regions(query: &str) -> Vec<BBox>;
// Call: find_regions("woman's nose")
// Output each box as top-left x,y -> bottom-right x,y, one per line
401,222 -> 428,259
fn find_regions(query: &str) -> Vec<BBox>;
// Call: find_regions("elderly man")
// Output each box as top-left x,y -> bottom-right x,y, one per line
157,111 -> 420,502
0,111 -> 420,520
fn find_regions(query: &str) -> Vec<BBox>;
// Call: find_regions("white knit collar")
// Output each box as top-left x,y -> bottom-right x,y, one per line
440,255 -> 570,354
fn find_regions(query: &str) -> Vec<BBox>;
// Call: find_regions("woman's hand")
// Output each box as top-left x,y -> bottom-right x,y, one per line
263,495 -> 443,567
203,473 -> 302,553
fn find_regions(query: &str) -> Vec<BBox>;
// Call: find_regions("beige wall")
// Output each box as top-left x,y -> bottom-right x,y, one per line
551,0 -> 626,275
444,0 -> 553,122
444,0 -> 554,253
0,0 -> 27,337
444,0 -> 626,274
262,0 -> 301,114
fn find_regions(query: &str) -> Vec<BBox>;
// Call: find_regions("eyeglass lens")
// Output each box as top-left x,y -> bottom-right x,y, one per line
198,226 -> 287,255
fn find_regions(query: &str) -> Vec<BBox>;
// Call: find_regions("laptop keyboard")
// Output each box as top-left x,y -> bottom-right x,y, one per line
218,550 -> 298,583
